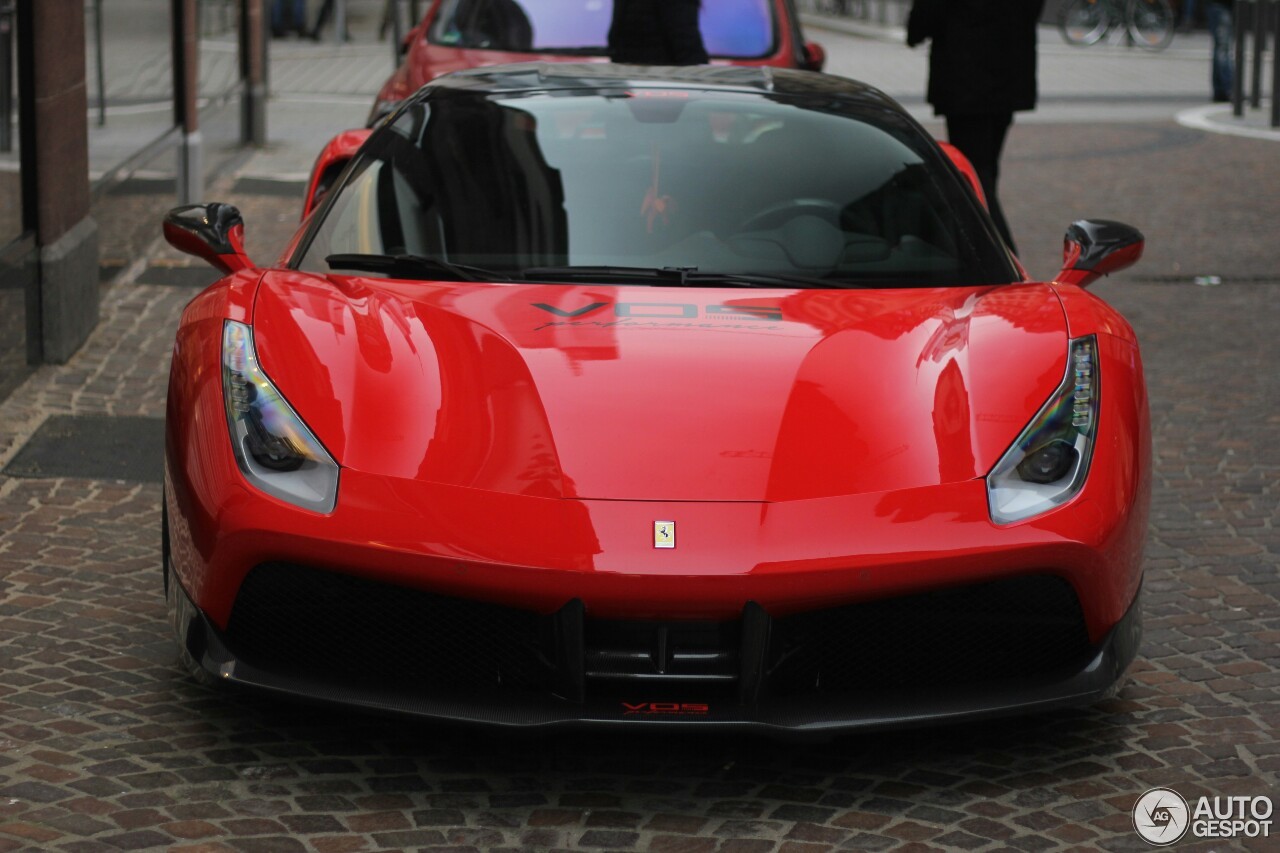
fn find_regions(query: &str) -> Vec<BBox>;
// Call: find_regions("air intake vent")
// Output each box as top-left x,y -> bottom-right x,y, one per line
224,563 -> 555,694
583,619 -> 741,697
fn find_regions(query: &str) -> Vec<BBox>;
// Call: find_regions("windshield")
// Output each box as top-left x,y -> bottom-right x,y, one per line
427,0 -> 776,59
298,88 -> 1016,288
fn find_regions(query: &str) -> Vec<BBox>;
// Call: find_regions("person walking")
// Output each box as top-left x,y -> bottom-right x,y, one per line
906,0 -> 1045,254
1180,0 -> 1199,31
1207,0 -> 1234,101
272,0 -> 309,38
309,0 -> 342,41
608,0 -> 709,65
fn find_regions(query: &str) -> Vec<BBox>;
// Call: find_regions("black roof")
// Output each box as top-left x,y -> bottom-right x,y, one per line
422,62 -> 901,111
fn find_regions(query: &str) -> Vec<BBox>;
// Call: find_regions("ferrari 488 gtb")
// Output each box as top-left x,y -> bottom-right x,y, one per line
163,65 -> 1149,732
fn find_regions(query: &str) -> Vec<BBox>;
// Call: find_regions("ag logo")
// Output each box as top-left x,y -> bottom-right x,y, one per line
654,520 -> 675,549
1133,787 -> 1190,845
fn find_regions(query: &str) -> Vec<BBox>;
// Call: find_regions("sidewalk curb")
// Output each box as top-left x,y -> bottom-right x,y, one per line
1176,103 -> 1280,141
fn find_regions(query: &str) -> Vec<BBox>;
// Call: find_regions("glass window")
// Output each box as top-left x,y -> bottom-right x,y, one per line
428,0 -> 776,59
299,88 -> 1015,288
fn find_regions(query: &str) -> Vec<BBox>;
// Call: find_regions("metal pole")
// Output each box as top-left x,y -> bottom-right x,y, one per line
262,0 -> 270,92
240,0 -> 266,145
0,1 -> 12,152
14,0 -> 40,364
94,0 -> 105,126
334,0 -> 346,43
390,0 -> 403,64
1232,0 -> 1248,116
1251,0 -> 1266,107
1271,0 -> 1279,127
174,0 -> 202,203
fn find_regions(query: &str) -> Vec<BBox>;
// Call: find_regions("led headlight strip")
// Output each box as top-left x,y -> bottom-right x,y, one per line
221,320 -> 339,513
987,335 -> 1098,524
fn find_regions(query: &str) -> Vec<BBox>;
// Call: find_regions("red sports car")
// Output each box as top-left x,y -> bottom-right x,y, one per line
163,65 -> 1149,732
368,0 -> 825,124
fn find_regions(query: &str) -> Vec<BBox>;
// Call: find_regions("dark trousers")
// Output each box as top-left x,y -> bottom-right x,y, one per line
272,0 -> 308,35
1208,2 -> 1233,101
945,112 -> 1016,254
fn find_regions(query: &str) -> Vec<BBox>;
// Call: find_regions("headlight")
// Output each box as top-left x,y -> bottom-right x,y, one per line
222,320 -> 339,513
987,335 -> 1098,524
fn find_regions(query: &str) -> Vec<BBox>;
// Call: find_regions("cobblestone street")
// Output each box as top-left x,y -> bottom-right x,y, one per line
2,268 -> 1277,852
1,9 -> 1278,852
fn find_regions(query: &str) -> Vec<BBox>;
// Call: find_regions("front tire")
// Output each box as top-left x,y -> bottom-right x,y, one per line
1126,0 -> 1175,50
1059,0 -> 1112,45
163,491 -> 218,686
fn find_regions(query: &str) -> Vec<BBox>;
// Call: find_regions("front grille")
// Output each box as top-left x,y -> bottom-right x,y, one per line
224,563 -> 555,694
767,575 -> 1092,695
583,619 -> 742,698
221,566 -> 1091,707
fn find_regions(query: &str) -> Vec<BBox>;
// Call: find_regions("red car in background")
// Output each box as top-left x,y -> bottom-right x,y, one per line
368,0 -> 825,124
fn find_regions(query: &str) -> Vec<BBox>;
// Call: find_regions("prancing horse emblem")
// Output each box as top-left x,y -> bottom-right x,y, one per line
654,520 -> 675,549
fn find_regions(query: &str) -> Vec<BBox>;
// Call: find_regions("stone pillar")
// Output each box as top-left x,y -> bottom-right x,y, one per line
174,0 -> 202,203
17,0 -> 98,364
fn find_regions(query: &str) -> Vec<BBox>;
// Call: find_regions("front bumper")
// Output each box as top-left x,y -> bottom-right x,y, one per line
169,468 -> 1147,639
166,408 -> 1149,732
168,555 -> 1142,734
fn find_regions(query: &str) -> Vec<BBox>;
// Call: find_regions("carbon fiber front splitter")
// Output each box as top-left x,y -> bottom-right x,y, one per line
167,562 -> 1142,735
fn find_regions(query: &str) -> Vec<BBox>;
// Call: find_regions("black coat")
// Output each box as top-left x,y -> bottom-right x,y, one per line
907,0 -> 1046,117
608,0 -> 709,66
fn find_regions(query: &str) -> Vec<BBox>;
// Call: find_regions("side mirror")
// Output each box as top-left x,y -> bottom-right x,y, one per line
163,203 -> 254,275
1055,220 -> 1145,288
303,128 -> 374,220
937,141 -> 986,209
802,41 -> 826,72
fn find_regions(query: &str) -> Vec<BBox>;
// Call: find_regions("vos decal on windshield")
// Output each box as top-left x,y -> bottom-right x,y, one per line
533,302 -> 782,322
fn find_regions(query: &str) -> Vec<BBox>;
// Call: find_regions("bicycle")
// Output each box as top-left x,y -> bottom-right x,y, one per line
1058,0 -> 1176,51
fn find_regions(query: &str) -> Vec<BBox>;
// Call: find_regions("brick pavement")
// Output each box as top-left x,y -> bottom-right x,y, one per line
1,19 -> 1279,853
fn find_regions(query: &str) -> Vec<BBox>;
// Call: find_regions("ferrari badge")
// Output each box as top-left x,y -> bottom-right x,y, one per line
654,521 -> 675,549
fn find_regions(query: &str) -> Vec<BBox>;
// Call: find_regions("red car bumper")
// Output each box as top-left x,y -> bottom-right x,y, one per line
165,451 -> 1145,732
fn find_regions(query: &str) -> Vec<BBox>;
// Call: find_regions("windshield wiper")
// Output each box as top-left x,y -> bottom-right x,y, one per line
522,265 -> 703,284
325,257 -> 861,289
523,265 -> 848,289
325,253 -> 507,282
682,271 -> 857,290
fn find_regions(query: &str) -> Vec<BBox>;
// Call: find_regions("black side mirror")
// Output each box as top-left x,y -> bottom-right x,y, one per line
163,203 -> 256,276
1055,219 -> 1144,288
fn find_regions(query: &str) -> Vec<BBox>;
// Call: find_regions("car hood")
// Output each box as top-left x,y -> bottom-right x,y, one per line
252,273 -> 1068,502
